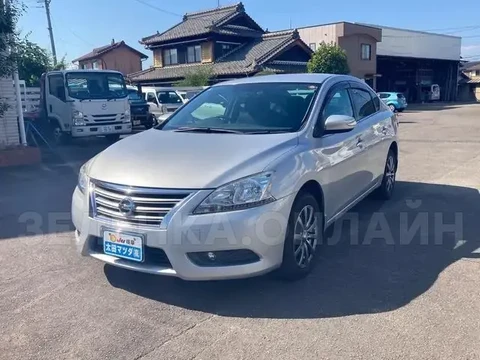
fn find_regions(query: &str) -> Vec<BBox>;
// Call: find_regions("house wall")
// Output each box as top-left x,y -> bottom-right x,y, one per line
152,41 -> 214,68
0,76 -> 20,147
377,26 -> 461,61
100,46 -> 143,75
79,47 -> 143,75
298,22 -> 381,83
338,33 -> 377,78
298,24 -> 338,48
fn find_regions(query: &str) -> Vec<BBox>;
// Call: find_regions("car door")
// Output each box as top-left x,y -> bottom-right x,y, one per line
312,82 -> 368,221
348,84 -> 385,190
46,73 -> 70,131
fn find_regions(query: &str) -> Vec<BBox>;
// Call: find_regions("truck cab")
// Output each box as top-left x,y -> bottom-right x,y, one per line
40,70 -> 132,143
141,87 -> 185,124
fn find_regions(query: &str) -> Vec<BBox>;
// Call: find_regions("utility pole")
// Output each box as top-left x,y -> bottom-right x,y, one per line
42,0 -> 57,66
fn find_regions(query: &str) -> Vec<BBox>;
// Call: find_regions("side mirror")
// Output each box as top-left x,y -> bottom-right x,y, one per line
324,115 -> 357,133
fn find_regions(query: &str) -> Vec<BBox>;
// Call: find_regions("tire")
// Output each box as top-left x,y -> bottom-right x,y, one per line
388,104 -> 396,112
47,120 -> 70,147
144,115 -> 155,129
106,134 -> 120,143
374,149 -> 397,200
277,191 -> 324,281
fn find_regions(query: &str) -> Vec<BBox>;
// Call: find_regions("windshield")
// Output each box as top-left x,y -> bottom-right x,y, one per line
156,90 -> 183,104
161,82 -> 320,133
66,72 -> 128,100
127,89 -> 144,101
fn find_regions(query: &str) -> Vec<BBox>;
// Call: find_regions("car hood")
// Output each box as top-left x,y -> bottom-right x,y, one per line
88,129 -> 298,189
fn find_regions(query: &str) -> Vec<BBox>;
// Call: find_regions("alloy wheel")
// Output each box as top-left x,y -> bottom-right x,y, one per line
385,154 -> 396,193
293,205 -> 319,268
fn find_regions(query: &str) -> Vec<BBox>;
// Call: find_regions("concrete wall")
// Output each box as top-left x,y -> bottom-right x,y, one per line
0,76 -> 20,147
376,26 -> 461,61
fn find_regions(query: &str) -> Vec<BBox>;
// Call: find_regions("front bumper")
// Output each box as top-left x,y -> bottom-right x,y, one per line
72,187 -> 294,280
71,123 -> 132,138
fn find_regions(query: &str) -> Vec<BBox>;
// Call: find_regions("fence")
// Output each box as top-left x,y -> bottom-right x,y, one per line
16,81 -> 40,113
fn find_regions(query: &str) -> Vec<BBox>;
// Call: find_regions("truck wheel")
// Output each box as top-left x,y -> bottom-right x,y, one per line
145,114 -> 156,129
106,134 -> 120,143
47,121 -> 70,146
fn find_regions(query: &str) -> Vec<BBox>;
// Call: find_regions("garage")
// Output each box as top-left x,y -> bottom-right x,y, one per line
374,26 -> 461,103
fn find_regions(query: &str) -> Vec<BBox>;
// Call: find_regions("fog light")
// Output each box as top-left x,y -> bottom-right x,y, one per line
187,250 -> 260,267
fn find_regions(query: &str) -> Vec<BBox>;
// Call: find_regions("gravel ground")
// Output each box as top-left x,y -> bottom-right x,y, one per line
0,104 -> 479,360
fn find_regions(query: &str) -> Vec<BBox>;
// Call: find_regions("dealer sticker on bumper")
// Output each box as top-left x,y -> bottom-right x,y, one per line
103,230 -> 144,262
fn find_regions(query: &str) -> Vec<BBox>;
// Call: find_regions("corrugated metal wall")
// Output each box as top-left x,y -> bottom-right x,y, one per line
0,76 -> 20,147
377,26 -> 461,61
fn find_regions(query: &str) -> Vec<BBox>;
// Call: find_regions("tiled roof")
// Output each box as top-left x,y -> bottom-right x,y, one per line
141,2 -> 263,45
72,41 -> 148,62
130,30 -> 310,82
463,61 -> 480,71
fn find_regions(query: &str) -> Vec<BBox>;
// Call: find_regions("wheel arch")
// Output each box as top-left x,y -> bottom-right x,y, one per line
296,180 -> 326,231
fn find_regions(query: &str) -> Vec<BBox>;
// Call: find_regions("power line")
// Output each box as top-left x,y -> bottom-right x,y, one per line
131,0 -> 182,17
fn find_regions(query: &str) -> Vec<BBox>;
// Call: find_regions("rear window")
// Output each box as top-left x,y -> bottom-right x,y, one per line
379,93 -> 390,99
396,93 -> 405,99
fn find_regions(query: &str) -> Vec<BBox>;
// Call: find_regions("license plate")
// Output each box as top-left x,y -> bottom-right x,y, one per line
133,120 -> 141,126
103,230 -> 144,262
100,125 -> 115,133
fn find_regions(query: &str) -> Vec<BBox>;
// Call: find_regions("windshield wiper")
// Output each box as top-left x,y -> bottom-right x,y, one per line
246,129 -> 292,134
173,127 -> 244,134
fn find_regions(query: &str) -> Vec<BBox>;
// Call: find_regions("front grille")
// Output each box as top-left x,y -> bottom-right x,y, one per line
91,180 -> 192,227
91,114 -> 119,122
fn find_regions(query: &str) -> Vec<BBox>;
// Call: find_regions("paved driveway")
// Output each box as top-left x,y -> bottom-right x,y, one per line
1,105 -> 479,360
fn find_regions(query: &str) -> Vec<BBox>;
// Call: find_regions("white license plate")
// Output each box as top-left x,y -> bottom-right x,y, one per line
100,125 -> 115,133
133,120 -> 141,126
103,230 -> 144,262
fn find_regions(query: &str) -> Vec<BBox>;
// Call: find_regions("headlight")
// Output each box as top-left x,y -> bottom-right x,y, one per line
73,110 -> 85,126
78,164 -> 89,194
124,109 -> 131,122
193,172 -> 275,214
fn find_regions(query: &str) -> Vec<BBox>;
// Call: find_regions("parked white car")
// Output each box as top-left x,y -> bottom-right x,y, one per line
72,74 -> 399,281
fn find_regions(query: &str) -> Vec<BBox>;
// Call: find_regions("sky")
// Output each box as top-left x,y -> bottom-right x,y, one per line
18,0 -> 480,68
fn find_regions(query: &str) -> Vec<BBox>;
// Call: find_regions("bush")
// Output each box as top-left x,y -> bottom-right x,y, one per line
175,66 -> 213,87
307,42 -> 350,75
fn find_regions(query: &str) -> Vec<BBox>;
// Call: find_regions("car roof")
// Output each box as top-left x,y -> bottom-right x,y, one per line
212,73 -> 359,86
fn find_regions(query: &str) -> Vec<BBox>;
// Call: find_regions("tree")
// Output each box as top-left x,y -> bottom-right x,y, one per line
16,37 -> 52,86
175,66 -> 213,87
0,0 -> 23,117
307,42 -> 350,75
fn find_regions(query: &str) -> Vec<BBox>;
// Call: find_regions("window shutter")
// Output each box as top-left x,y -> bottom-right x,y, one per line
154,50 -> 163,67
201,42 -> 213,63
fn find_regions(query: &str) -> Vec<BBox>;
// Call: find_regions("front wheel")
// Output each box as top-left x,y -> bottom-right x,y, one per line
388,104 -> 396,112
374,149 -> 397,200
277,192 -> 323,281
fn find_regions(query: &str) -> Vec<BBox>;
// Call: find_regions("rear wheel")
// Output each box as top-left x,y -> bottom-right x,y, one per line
277,192 -> 323,280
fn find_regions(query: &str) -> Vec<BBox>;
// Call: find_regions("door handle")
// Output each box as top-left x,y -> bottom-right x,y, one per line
49,104 -> 52,113
356,138 -> 364,148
